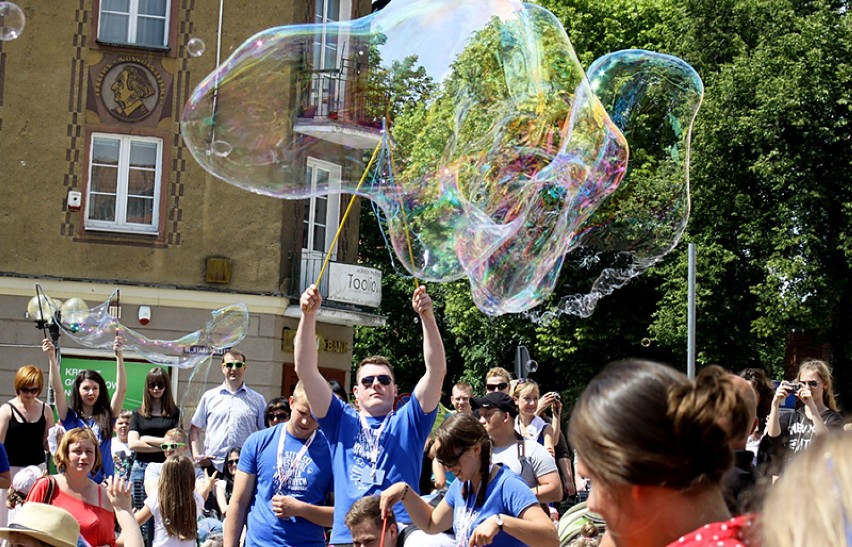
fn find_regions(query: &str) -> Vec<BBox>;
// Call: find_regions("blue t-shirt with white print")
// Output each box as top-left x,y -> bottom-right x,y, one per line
445,464 -> 539,547
319,393 -> 436,544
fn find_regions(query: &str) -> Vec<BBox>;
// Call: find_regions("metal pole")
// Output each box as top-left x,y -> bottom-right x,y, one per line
687,243 -> 696,380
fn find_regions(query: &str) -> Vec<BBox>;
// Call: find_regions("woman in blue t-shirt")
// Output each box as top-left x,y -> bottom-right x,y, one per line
380,413 -> 557,547
46,335 -> 127,483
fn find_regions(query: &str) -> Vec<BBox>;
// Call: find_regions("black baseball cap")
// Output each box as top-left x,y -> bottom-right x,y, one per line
471,392 -> 517,417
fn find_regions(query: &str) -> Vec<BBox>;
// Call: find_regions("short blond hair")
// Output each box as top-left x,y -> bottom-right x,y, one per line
486,367 -> 512,383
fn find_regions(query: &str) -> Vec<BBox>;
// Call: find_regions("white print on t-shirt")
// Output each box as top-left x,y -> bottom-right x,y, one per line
273,451 -> 315,493
787,421 -> 817,452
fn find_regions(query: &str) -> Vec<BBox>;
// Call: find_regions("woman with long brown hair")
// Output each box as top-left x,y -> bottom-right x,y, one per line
128,367 -> 180,532
134,455 -> 201,547
380,413 -> 557,547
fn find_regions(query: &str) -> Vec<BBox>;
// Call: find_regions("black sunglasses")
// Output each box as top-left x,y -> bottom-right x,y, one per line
19,386 -> 40,394
802,380 -> 819,387
224,361 -> 246,369
148,382 -> 165,390
266,411 -> 288,421
486,382 -> 508,392
360,374 -> 392,388
227,459 -> 240,466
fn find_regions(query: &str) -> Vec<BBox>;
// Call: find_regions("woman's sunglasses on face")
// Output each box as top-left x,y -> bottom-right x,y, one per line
148,382 -> 165,390
19,386 -> 40,395
266,410 -> 288,422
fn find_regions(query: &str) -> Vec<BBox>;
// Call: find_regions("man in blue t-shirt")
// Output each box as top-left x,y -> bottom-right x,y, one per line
223,381 -> 333,547
296,284 -> 446,545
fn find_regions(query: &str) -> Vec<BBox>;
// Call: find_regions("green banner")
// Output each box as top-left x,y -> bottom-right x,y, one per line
59,356 -> 168,412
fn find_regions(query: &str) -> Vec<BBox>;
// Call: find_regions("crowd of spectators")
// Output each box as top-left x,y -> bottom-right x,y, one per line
1,287 -> 850,547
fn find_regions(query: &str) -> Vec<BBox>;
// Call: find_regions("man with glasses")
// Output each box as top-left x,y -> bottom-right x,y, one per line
296,284 -> 446,546
484,367 -> 513,394
190,350 -> 267,475
224,381 -> 333,547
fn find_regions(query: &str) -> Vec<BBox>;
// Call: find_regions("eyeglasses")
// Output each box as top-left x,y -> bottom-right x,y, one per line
266,411 -> 288,422
436,446 -> 470,468
360,374 -> 392,388
486,382 -> 508,392
19,386 -> 40,395
160,442 -> 186,451
148,382 -> 165,390
227,459 -> 240,466
224,361 -> 246,369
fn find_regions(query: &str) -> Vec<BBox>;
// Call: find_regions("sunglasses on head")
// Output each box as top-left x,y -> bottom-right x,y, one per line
148,382 -> 165,390
486,382 -> 508,392
360,374 -> 393,388
224,361 -> 246,369
19,386 -> 40,395
266,410 -> 288,421
160,442 -> 186,451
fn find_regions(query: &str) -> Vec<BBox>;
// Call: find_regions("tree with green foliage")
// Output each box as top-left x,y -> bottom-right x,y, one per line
354,0 -> 852,409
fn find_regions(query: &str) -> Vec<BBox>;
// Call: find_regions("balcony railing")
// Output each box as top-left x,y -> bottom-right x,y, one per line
295,56 -> 383,130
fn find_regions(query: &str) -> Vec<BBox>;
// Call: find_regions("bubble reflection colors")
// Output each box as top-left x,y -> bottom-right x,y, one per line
181,0 -> 702,316
0,2 -> 25,41
46,290 -> 250,369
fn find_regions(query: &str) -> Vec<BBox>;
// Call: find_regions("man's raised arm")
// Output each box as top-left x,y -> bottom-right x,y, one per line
294,285 -> 333,419
411,285 -> 446,413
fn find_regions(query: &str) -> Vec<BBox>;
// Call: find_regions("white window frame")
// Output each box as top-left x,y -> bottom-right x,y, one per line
85,133 -> 163,235
300,157 -> 342,294
310,0 -> 351,116
97,0 -> 171,49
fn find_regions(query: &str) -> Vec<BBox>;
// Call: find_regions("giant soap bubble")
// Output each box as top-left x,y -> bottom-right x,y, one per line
182,0 -> 702,316
46,291 -> 249,368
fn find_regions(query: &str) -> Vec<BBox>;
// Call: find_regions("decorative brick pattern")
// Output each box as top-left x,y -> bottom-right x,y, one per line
166,0 -> 197,247
60,1 -> 89,238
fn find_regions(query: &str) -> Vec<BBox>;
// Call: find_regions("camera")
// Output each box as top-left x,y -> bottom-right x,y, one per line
554,393 -> 561,401
786,381 -> 803,391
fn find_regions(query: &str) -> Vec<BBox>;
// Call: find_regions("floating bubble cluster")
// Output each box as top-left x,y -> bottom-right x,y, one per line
0,2 -> 24,41
45,291 -> 249,369
181,0 -> 703,316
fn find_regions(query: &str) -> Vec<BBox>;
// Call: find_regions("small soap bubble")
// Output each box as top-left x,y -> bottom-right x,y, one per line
0,2 -> 25,41
187,37 -> 206,57
210,140 -> 232,158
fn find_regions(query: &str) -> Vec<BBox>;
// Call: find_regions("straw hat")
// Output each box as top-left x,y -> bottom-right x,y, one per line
0,502 -> 80,547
